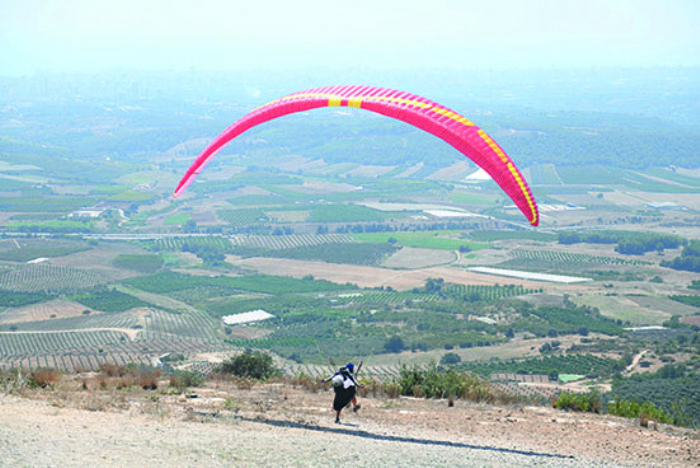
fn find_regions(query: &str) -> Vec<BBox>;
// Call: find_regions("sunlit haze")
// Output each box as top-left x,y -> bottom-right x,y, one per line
1,0 -> 699,75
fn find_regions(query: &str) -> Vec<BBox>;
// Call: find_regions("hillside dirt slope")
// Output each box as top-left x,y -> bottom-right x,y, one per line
1,381 -> 698,467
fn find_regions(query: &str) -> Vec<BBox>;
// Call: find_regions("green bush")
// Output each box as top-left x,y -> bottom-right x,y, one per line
395,365 -> 497,402
553,390 -> 602,413
607,397 -> 673,425
73,287 -> 148,312
169,370 -> 204,391
0,368 -> 29,394
219,351 -> 279,380
440,352 -> 462,366
609,374 -> 700,427
384,336 -> 406,353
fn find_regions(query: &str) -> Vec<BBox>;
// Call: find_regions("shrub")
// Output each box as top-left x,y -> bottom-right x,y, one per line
607,397 -> 673,425
30,368 -> 60,388
137,369 -> 161,390
394,365 -> 498,402
291,371 -> 323,393
553,390 -> 602,413
169,370 -> 204,391
440,352 -> 462,366
115,376 -> 134,390
384,336 -> 405,353
95,374 -> 109,390
358,378 -> 382,398
384,381 -> 401,399
101,364 -> 126,377
219,351 -> 279,381
1,368 -> 29,394
222,397 -> 239,411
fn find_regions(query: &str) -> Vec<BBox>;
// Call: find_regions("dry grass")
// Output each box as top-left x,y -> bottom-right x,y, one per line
384,381 -> 401,399
101,363 -> 127,377
358,378 -> 383,398
30,368 -> 61,388
137,369 -> 161,390
640,412 -> 650,428
115,376 -> 135,390
97,374 -> 109,390
208,373 -> 256,391
289,372 -> 324,393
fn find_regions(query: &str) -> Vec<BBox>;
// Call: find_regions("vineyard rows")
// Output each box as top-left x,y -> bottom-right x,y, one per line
332,291 -> 435,306
462,353 -> 622,377
443,284 -> 537,301
0,353 -> 568,390
330,284 -> 536,306
0,353 -> 153,372
0,330 -> 127,356
228,233 -> 356,250
490,381 -> 561,401
0,306 -> 234,370
107,338 -> 233,355
145,234 -> 357,252
225,335 -> 317,350
13,311 -> 141,332
0,264 -> 108,292
217,208 -> 269,225
147,236 -> 231,251
510,249 -> 647,266
0,336 -> 236,371
491,373 -> 551,383
285,364 -> 421,380
136,309 -> 221,343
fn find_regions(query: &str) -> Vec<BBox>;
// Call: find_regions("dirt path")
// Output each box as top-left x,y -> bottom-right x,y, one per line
626,350 -> 647,373
1,381 -> 697,467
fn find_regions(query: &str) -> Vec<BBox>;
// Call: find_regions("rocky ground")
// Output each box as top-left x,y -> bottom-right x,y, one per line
1,378 -> 698,467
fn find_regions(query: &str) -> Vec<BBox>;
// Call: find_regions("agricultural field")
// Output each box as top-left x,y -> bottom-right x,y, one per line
573,293 -> 698,326
352,231 -> 489,251
241,242 -> 400,266
163,213 -> 191,226
229,233 -> 356,250
112,254 -> 164,273
0,239 -> 90,262
216,208 -> 270,226
0,299 -> 90,324
507,248 -> 648,268
0,145 -> 698,424
381,247 -> 457,269
0,264 -> 110,292
0,73 -> 699,433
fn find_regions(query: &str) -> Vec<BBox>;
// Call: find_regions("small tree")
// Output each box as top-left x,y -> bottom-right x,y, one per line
170,370 -> 204,391
220,351 -> 279,380
440,352 -> 462,366
384,336 -> 406,353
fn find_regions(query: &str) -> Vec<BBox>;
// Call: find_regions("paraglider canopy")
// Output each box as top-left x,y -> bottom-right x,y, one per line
174,85 -> 538,226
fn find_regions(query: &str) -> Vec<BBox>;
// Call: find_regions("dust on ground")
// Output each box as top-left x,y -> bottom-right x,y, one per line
1,378 -> 697,467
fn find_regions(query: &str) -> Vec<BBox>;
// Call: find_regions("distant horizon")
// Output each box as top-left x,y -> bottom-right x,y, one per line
2,63 -> 699,80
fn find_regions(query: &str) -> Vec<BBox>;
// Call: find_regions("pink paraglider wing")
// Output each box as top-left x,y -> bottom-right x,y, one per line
174,85 -> 538,226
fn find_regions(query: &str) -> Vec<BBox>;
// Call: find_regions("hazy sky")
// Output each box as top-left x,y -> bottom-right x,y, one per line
1,0 -> 698,75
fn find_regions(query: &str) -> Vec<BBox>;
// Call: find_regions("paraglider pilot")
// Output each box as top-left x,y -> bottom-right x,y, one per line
321,363 -> 363,424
